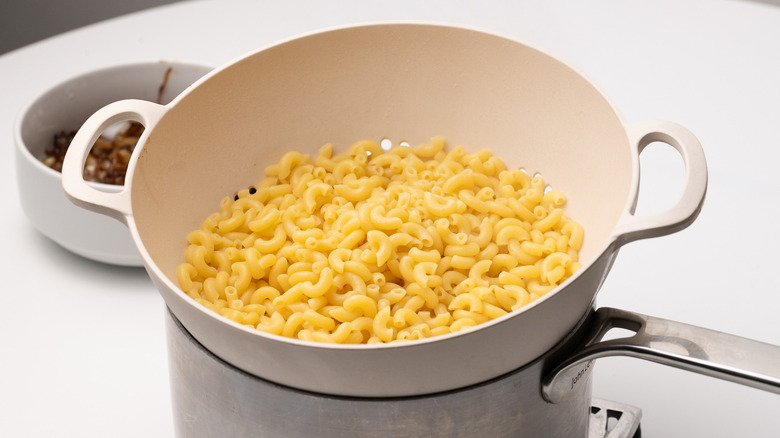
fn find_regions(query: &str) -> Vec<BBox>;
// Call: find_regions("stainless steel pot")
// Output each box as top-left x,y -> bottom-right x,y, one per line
166,307 -> 598,438
61,23 -> 753,399
166,305 -> 780,437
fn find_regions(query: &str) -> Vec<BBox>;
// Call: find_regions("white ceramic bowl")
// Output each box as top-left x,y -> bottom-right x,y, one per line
14,61 -> 211,266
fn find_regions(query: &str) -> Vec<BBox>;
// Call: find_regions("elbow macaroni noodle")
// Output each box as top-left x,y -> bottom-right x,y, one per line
176,137 -> 584,344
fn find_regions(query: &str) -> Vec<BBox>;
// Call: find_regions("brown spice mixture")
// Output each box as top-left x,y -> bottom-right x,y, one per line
40,66 -> 172,185
42,122 -> 144,185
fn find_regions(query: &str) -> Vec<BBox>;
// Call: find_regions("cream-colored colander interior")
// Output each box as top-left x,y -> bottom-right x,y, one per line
132,24 -> 630,283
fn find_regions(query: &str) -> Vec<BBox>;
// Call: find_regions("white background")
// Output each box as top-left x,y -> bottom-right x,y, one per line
2,1 -> 780,436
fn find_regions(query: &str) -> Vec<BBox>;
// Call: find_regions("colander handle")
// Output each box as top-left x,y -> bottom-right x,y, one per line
541,307 -> 780,403
612,120 -> 708,246
61,99 -> 166,222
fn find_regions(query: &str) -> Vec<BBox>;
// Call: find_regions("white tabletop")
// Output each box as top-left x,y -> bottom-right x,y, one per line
3,0 -> 780,436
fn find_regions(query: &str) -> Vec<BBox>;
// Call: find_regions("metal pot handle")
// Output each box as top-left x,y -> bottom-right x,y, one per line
62,99 -> 166,222
611,121 -> 708,246
541,307 -> 780,403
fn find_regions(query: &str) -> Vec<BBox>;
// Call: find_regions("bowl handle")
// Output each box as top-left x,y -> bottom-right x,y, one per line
541,307 -> 780,403
611,120 -> 708,246
62,99 -> 167,222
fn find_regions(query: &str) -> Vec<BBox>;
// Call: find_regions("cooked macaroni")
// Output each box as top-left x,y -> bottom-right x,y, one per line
176,137 -> 584,344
